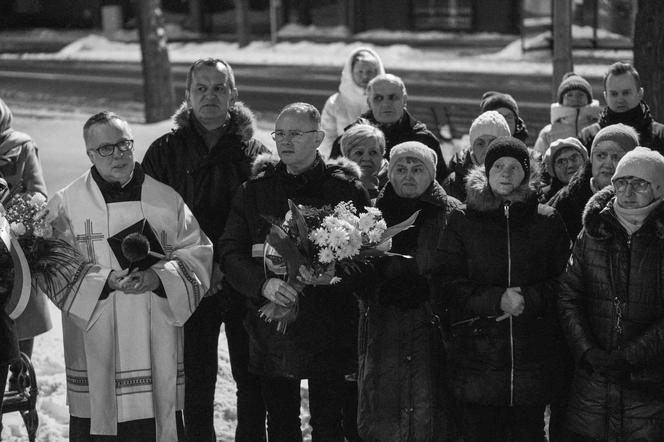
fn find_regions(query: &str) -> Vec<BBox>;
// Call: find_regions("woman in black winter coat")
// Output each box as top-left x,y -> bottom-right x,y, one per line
357,141 -> 460,442
438,137 -> 570,442
558,147 -> 664,441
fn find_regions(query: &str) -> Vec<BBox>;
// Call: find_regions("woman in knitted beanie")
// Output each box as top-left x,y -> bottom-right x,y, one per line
533,72 -> 602,155
357,141 -> 461,442
438,136 -> 571,441
559,147 -> 664,441
480,91 -> 529,143
539,137 -> 588,202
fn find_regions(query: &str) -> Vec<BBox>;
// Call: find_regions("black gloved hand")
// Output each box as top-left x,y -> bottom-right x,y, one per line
582,348 -> 611,374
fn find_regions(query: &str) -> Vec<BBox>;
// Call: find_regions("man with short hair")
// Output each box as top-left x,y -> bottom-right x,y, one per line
579,61 -> 664,154
46,111 -> 212,441
330,73 -> 446,183
219,102 -> 370,441
142,58 -> 268,441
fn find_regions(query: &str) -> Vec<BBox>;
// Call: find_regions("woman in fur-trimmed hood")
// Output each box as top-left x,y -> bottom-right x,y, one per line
437,137 -> 570,441
558,147 -> 664,441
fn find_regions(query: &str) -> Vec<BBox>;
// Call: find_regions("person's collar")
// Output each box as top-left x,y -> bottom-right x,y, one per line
91,162 -> 145,202
278,153 -> 324,179
191,112 -> 230,134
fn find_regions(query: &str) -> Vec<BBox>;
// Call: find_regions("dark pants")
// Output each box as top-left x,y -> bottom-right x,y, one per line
459,403 -> 546,442
342,378 -> 362,442
68,412 -> 185,442
0,364 -> 8,434
260,374 -> 347,442
183,294 -> 265,442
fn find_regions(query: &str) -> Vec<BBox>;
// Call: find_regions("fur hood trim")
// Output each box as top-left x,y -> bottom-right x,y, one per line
582,186 -> 664,239
464,165 -> 536,212
250,153 -> 362,180
171,100 -> 257,142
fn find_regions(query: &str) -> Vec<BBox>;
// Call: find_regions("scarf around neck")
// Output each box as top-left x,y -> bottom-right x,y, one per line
613,197 -> 662,235
599,101 -> 653,136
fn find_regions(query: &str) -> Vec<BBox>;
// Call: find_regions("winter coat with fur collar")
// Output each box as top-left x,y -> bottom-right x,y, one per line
142,101 -> 268,256
548,161 -> 594,240
218,153 -> 370,378
558,187 -> 664,440
438,167 -> 570,406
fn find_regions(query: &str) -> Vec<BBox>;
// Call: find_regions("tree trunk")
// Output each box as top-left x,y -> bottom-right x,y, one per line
634,0 -> 664,120
136,0 -> 175,123
233,0 -> 251,47
189,0 -> 204,33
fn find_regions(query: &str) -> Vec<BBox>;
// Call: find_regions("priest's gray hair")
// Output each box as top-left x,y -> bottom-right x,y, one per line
277,102 -> 321,128
83,111 -> 130,147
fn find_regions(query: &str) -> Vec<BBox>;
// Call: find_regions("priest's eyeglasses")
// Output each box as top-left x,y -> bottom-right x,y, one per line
271,130 -> 318,140
613,177 -> 651,194
93,139 -> 134,157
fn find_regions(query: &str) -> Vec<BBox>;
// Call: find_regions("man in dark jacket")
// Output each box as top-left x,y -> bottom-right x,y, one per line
329,74 -> 447,183
579,61 -> 664,154
219,103 -> 370,441
142,58 -> 269,442
559,147 -> 664,441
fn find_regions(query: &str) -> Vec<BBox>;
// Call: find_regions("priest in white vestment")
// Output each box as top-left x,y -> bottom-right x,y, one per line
44,112 -> 212,441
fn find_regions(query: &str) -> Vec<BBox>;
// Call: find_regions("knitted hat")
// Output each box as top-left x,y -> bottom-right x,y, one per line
557,72 -> 593,104
480,91 -> 519,117
469,111 -> 511,146
612,146 -> 664,198
388,141 -> 437,181
545,137 -> 589,176
484,136 -> 530,180
591,123 -> 640,153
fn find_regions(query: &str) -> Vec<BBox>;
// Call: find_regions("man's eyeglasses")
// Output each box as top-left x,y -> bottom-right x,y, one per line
91,139 -> 134,157
613,177 -> 651,194
271,130 -> 319,141
555,153 -> 583,168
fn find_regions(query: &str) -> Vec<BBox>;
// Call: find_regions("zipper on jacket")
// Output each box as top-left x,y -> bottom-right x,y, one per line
503,200 -> 515,407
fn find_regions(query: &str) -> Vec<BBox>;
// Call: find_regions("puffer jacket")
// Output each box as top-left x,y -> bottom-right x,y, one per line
438,167 -> 570,407
357,181 -> 460,442
548,161 -> 594,240
142,101 -> 268,261
558,187 -> 664,441
319,47 -> 385,159
218,153 -> 370,379
329,110 -> 448,183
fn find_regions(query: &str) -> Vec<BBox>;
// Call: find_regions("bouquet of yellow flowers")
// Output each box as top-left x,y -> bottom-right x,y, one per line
260,199 -> 418,332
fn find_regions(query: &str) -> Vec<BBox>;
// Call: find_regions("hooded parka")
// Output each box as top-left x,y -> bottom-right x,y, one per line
438,167 -> 570,407
558,187 -> 664,441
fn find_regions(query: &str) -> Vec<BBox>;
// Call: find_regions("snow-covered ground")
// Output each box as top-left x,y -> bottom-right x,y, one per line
1,25 -> 631,77
1,114 -> 280,442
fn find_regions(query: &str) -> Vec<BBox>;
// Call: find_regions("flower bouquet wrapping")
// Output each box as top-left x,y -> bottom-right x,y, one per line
260,199 -> 419,332
0,185 -> 83,309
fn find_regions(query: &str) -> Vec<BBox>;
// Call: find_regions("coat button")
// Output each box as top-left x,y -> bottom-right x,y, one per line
405,355 -> 412,362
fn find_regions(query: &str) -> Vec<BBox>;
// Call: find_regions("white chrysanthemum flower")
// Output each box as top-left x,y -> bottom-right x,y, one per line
365,206 -> 381,217
309,227 -> 330,246
322,215 -> 342,230
357,213 -> 375,233
348,230 -> 363,249
10,222 -> 26,236
375,219 -> 387,231
367,229 -> 383,243
318,247 -> 335,263
327,227 -> 349,248
30,193 -> 47,206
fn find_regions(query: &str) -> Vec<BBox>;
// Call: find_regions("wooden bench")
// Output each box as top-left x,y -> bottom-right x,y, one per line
2,352 -> 38,442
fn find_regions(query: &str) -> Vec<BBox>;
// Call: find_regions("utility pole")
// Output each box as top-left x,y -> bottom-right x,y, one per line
552,0 -> 573,102
136,0 -> 175,123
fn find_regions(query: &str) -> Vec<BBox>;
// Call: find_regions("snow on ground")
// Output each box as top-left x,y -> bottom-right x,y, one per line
0,113 -> 304,442
1,28 -> 631,78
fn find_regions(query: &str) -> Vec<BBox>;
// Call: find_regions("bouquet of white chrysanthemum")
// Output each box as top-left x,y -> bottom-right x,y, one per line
1,185 -> 82,310
260,199 -> 418,332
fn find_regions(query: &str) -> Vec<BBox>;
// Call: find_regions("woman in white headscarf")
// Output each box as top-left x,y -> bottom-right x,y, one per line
319,47 -> 385,159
